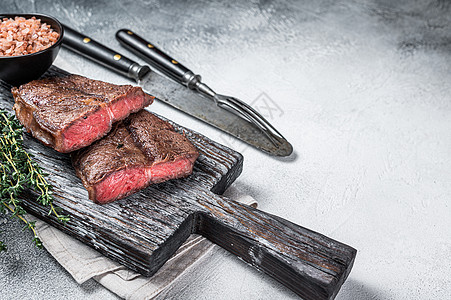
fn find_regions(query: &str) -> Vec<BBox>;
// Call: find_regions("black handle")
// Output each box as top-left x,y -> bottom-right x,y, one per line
116,29 -> 199,88
62,25 -> 150,82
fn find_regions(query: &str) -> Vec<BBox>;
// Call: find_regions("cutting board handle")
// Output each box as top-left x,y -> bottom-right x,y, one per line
196,195 -> 356,300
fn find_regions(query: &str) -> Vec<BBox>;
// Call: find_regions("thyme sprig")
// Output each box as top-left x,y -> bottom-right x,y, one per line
0,108 -> 69,251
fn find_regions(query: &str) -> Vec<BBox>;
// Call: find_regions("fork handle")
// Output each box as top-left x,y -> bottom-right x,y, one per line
116,29 -> 200,88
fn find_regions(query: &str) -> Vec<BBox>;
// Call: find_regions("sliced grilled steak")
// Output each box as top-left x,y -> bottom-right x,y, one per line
12,74 -> 154,153
72,110 -> 199,204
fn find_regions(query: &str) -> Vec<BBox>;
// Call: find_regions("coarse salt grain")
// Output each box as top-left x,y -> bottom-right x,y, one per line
0,16 -> 60,57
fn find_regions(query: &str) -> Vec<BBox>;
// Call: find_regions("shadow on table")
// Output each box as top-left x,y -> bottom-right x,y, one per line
337,278 -> 389,300
273,149 -> 299,163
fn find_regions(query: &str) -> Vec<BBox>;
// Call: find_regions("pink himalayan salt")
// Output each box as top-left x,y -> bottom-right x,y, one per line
0,16 -> 59,57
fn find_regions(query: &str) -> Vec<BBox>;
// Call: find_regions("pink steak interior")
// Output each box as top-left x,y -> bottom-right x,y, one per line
150,157 -> 196,183
62,108 -> 110,151
93,157 -> 197,204
61,92 -> 149,152
94,167 -> 150,204
108,92 -> 147,120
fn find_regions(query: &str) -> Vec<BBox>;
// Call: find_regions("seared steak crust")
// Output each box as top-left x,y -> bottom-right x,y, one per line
72,110 -> 199,204
12,75 -> 154,152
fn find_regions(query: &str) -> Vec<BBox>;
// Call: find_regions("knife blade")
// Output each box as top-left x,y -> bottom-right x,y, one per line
61,25 -> 292,156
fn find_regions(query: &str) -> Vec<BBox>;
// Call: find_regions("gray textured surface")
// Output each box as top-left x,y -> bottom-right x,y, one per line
1,0 -> 450,299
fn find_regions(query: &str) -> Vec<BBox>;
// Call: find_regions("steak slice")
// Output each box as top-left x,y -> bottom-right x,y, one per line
72,110 -> 199,204
12,74 -> 154,153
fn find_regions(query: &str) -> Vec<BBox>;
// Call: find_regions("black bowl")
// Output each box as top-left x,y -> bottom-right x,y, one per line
0,13 -> 64,86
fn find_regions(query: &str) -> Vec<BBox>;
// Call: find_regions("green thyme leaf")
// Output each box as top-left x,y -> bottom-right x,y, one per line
0,240 -> 7,252
0,108 -> 69,250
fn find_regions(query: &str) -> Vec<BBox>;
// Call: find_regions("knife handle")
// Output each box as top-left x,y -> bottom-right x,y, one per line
116,29 -> 200,89
62,25 -> 150,82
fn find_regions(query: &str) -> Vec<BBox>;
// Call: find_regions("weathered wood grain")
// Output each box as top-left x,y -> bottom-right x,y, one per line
0,67 -> 356,299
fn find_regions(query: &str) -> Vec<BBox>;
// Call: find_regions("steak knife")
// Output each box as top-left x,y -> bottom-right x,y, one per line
61,25 -> 293,156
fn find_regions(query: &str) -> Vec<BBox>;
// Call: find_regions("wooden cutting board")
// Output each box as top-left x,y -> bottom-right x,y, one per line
0,67 -> 356,300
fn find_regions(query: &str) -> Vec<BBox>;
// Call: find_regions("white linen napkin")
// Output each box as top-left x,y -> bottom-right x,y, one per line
30,189 -> 257,300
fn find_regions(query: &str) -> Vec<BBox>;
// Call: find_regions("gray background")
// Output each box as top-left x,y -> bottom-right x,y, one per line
1,0 -> 450,299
